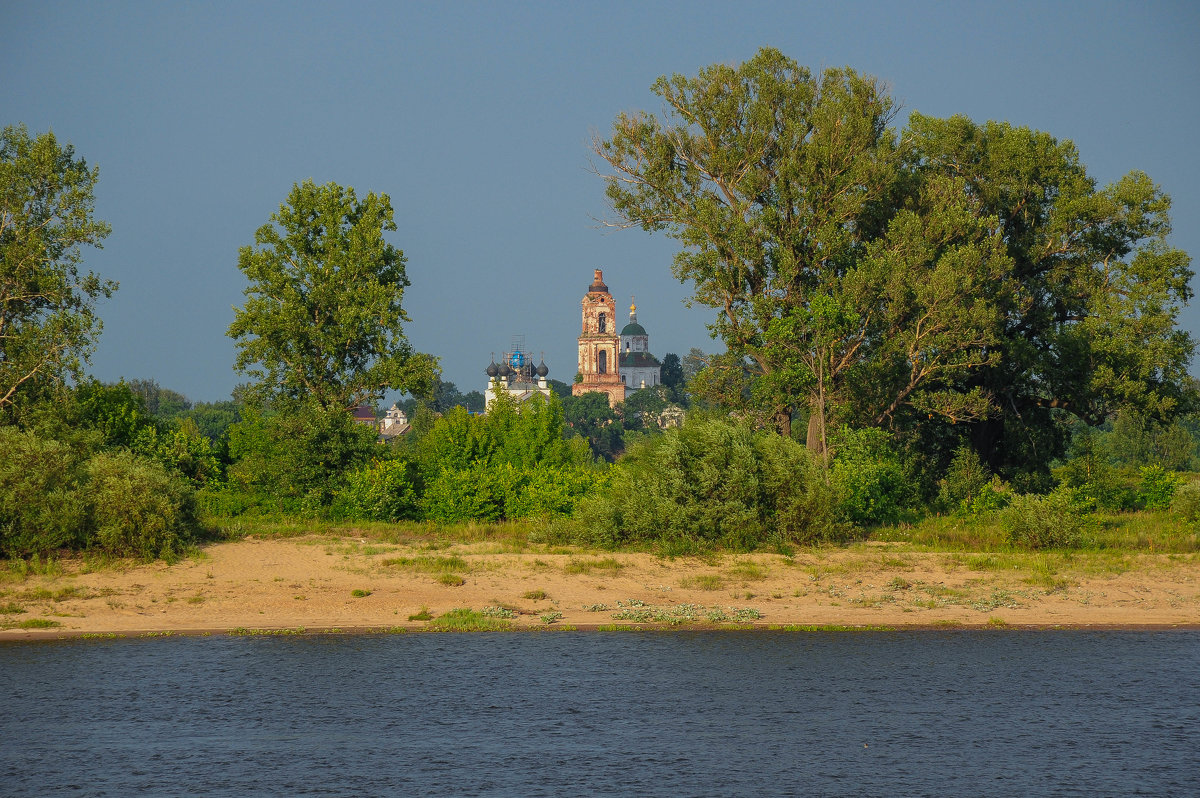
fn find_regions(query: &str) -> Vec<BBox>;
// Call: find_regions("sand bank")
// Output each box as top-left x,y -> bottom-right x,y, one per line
2,537 -> 1197,639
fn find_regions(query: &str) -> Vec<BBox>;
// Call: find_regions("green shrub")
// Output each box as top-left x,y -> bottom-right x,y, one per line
227,404 -> 379,511
421,464 -> 505,523
86,450 -> 199,560
410,393 -> 601,524
194,486 -> 268,518
754,432 -> 845,544
0,426 -> 201,561
937,445 -> 993,515
574,419 -> 843,549
1001,488 -> 1090,549
965,477 -> 1011,515
1136,464 -> 1180,510
419,461 -> 602,523
1171,480 -> 1200,522
1056,434 -> 1136,511
0,427 -> 89,557
502,464 -> 604,519
152,417 -> 222,485
829,427 -> 913,526
332,457 -> 421,522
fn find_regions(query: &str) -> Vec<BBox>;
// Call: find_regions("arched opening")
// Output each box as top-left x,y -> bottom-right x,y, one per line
598,350 -> 607,374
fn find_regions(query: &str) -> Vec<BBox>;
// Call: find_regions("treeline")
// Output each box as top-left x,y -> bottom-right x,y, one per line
28,369 -> 1200,545
594,48 -> 1196,495
4,365 -> 1200,560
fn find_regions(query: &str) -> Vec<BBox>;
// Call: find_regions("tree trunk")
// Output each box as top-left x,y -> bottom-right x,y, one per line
806,408 -> 827,461
806,361 -> 831,465
775,408 -> 791,439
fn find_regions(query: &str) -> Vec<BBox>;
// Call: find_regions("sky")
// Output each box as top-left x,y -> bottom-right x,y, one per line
4,0 -> 1199,404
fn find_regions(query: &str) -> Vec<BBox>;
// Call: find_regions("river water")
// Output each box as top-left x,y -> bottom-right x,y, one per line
2,630 -> 1197,797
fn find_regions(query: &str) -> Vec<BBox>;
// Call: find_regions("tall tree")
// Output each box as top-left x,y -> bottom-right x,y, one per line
659,352 -> 686,404
229,179 -> 436,411
0,124 -> 114,416
595,50 -> 1194,474
593,48 -> 904,445
906,115 -> 1195,475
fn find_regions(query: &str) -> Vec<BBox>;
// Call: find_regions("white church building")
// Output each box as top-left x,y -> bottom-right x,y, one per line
618,299 -> 661,391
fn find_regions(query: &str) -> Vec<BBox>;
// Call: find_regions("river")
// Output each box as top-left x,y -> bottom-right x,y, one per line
2,630 -> 1197,796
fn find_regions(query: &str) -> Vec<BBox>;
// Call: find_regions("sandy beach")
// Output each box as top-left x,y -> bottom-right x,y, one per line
2,536 -> 1197,638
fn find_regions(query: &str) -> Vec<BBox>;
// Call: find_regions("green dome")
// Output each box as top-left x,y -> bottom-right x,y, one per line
621,322 -> 647,336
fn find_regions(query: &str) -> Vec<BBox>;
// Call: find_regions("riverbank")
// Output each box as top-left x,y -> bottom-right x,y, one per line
2,536 -> 1197,638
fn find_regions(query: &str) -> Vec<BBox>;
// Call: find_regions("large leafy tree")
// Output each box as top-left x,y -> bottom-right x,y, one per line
905,115 -> 1195,476
593,49 -> 1010,453
595,49 -> 1194,474
0,124 -> 114,416
229,179 -> 436,411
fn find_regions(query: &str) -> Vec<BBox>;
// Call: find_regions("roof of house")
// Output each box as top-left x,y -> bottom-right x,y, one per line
620,351 -> 661,369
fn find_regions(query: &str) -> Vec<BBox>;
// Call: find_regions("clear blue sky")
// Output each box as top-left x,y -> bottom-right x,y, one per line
5,1 -> 1198,403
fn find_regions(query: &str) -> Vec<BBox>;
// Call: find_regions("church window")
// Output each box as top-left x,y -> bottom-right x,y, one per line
599,350 -> 607,374
598,313 -> 607,332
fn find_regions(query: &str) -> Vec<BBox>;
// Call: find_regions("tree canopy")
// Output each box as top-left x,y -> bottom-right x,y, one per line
904,114 -> 1194,474
594,48 -> 1194,476
228,179 -> 436,411
0,124 -> 114,417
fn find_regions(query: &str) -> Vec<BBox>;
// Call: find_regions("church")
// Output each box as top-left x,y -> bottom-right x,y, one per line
483,340 -> 552,411
572,269 -> 661,407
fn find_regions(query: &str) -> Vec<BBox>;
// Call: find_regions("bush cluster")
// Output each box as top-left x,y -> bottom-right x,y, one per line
1171,480 -> 1200,522
0,427 -> 199,560
1001,488 -> 1091,549
829,427 -> 915,526
409,395 -> 600,523
573,418 -> 845,550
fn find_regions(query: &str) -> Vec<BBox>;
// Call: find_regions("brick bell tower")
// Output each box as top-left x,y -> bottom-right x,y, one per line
572,269 -> 626,407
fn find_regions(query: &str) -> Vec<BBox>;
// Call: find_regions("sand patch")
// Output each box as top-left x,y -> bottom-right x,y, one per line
1,537 -> 1196,637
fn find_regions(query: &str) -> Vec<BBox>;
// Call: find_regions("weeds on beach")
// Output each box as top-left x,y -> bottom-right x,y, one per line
204,515 -> 536,552
726,562 -> 768,582
873,510 -> 1199,554
408,607 -> 433,621
606,600 -> 763,626
766,624 -> 896,632
351,589 -> 372,597
563,558 -> 623,575
18,618 -> 59,629
2,556 -> 62,582
227,627 -> 306,636
382,555 -> 469,573
426,608 -> 511,632
678,575 -> 724,591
